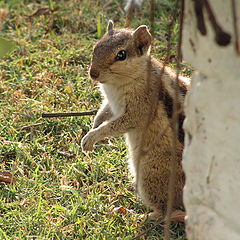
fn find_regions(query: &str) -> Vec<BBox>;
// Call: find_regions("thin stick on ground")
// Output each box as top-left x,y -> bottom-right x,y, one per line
42,110 -> 97,118
164,0 -> 185,239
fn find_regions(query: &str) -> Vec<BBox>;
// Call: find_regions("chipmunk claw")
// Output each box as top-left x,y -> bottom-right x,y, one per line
81,130 -> 96,153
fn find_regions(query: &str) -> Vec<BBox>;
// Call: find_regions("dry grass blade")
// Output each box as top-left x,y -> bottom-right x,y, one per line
17,123 -> 43,132
57,150 -> 75,158
132,210 -> 185,239
132,219 -> 175,240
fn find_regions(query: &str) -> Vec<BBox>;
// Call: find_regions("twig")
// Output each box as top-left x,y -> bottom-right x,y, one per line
164,0 -> 184,239
125,0 -> 135,28
231,0 -> 240,54
165,0 -> 180,63
42,110 -> 97,118
135,0 -> 179,208
150,0 -> 155,38
135,42 -> 153,193
114,0 -> 125,15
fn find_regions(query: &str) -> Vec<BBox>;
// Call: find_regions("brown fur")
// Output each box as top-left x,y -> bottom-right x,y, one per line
81,21 -> 190,219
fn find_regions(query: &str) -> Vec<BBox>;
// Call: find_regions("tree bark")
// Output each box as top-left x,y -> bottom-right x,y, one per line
182,1 -> 240,239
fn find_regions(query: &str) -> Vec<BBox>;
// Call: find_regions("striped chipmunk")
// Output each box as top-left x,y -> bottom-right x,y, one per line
81,20 -> 190,220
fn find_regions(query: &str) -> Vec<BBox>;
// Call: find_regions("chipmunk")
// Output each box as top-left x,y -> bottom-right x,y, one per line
81,20 -> 190,219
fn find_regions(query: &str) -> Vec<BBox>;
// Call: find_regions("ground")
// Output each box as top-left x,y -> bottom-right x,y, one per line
0,0 -> 188,239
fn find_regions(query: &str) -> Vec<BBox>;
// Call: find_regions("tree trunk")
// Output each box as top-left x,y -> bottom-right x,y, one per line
182,1 -> 240,239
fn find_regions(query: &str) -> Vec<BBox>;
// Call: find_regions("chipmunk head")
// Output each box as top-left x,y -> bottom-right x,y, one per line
89,20 -> 152,83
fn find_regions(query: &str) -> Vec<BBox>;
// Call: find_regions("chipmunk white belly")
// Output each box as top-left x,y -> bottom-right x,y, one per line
100,83 -> 125,119
100,82 -> 140,177
125,129 -> 141,178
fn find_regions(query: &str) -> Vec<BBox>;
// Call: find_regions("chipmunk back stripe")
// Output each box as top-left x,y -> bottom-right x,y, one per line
158,81 -> 185,144
158,82 -> 173,119
178,114 -> 185,144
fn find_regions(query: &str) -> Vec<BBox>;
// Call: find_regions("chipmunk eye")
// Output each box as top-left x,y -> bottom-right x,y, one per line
116,50 -> 126,61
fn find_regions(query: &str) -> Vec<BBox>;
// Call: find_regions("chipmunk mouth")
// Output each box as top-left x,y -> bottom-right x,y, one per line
98,77 -> 108,84
89,75 -> 105,83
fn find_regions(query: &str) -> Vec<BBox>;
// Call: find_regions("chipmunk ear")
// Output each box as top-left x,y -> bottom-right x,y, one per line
107,20 -> 114,36
133,25 -> 152,56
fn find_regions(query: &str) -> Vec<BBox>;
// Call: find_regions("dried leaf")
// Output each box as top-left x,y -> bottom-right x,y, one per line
0,171 -> 16,184
30,7 -> 51,17
113,206 -> 127,215
29,6 -> 59,18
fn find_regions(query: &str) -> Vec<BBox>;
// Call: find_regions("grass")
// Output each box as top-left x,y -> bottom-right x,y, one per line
0,0 -> 188,239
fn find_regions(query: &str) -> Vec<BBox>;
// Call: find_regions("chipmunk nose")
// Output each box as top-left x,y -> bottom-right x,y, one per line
89,68 -> 100,79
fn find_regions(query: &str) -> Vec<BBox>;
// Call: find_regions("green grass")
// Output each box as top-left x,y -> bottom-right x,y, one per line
0,0 -> 188,239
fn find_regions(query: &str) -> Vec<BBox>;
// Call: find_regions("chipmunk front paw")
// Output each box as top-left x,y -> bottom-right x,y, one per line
81,130 -> 97,153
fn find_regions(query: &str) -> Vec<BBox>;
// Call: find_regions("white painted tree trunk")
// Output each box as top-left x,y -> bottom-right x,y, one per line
182,1 -> 240,239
